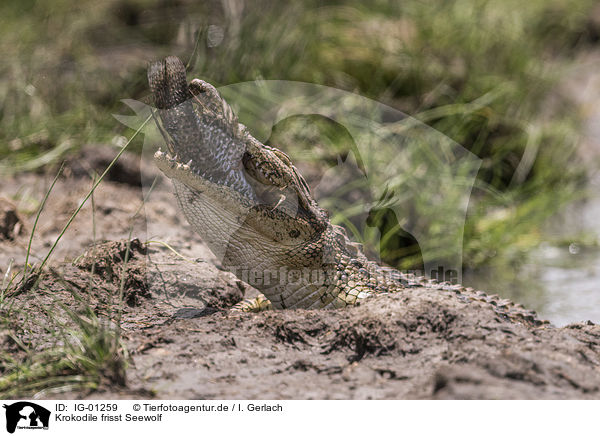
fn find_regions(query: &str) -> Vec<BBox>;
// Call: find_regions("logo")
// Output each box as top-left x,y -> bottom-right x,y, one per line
3,402 -> 50,434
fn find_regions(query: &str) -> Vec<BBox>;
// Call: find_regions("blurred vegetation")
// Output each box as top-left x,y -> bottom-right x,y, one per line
1,0 -> 599,270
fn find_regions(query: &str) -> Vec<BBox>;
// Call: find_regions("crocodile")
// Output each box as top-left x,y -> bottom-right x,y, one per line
147,56 -> 548,326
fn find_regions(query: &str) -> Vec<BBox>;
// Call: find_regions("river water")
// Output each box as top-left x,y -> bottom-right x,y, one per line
464,226 -> 600,327
465,55 -> 600,327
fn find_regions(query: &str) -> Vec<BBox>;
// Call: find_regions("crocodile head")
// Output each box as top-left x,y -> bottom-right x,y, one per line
148,57 -> 345,300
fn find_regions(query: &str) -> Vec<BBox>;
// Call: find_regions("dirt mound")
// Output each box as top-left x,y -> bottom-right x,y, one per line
75,239 -> 150,307
117,288 -> 600,399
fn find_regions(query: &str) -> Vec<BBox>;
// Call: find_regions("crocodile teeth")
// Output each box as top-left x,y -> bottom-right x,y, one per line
271,194 -> 286,211
187,159 -> 193,166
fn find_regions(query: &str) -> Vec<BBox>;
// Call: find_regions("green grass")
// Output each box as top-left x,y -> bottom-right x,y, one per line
0,303 -> 127,399
0,253 -> 125,398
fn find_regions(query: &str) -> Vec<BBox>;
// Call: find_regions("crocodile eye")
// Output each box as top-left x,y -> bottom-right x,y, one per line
289,229 -> 300,238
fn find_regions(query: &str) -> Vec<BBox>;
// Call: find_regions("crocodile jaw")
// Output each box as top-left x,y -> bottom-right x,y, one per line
154,149 -> 329,257
155,149 -> 350,308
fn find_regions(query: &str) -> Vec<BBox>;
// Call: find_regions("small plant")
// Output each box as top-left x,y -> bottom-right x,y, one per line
0,305 -> 127,399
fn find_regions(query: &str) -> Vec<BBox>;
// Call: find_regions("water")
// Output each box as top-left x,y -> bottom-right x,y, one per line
464,174 -> 600,327
464,242 -> 600,327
